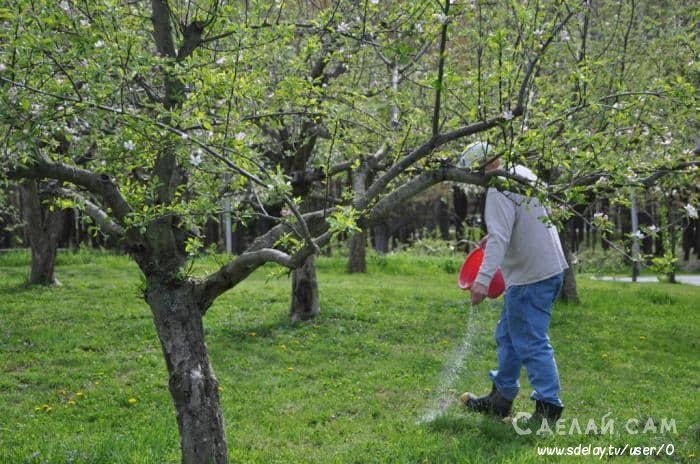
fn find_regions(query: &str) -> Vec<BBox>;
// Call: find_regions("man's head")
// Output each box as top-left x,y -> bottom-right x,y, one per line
457,141 -> 501,172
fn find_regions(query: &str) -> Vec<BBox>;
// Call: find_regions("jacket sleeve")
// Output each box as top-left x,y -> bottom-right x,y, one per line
476,189 -> 515,287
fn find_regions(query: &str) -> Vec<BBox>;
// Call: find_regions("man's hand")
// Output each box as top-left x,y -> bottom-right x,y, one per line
470,282 -> 488,305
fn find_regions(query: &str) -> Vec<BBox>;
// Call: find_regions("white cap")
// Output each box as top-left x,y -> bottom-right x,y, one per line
457,141 -> 493,169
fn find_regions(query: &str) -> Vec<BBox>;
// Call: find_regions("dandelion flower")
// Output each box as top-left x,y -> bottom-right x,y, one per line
127,397 -> 138,405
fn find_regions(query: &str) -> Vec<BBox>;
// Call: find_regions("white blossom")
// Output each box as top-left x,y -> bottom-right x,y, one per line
433,13 -> 449,25
189,151 -> 204,167
632,230 -> 645,240
370,0 -> 379,4
648,225 -> 659,233
215,56 -> 226,65
534,28 -> 544,37
559,29 -> 570,41
60,1 -> 71,12
235,132 -> 246,141
94,40 -> 105,48
337,22 -> 350,34
123,140 -> 135,151
80,19 -> 90,27
0,63 -> 6,72
502,110 -> 514,120
414,22 -> 423,33
685,204 -> 698,219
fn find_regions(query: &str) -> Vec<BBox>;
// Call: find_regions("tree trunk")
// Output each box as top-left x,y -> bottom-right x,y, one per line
348,230 -> 366,273
558,230 -> 580,304
373,223 -> 389,253
145,282 -> 227,464
290,254 -> 320,322
437,197 -> 450,240
452,186 -> 468,242
20,180 -> 64,286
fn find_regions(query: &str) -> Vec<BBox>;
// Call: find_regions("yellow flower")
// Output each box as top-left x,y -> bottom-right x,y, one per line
34,405 -> 42,412
76,391 -> 84,398
127,397 -> 138,405
602,354 -> 608,358
217,386 -> 224,393
639,336 -> 646,340
67,400 -> 76,406
286,367 -> 294,372
248,332 -> 257,337
279,344 -> 286,350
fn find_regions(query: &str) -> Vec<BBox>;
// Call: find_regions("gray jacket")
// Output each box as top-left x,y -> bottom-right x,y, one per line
476,187 -> 568,288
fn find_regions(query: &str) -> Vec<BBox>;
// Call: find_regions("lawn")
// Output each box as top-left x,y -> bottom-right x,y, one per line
0,250 -> 698,463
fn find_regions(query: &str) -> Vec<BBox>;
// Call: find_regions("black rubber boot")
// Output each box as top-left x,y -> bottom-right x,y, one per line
460,384 -> 513,418
533,400 -> 563,422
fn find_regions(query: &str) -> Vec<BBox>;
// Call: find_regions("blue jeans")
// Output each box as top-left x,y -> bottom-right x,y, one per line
488,272 -> 564,406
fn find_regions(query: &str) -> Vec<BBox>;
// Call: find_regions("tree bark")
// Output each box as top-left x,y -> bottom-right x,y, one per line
347,230 -> 367,273
558,230 -> 580,304
20,180 -> 64,286
290,254 -> 320,322
146,282 -> 227,464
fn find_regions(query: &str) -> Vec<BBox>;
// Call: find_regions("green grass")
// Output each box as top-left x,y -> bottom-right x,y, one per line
0,250 -> 698,463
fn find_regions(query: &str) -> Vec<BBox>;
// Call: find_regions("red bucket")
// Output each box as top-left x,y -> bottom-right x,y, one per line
458,247 -> 505,298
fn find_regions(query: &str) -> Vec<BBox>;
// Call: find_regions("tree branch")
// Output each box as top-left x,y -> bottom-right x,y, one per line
360,117 -> 502,209
7,152 -> 133,222
49,186 -> 126,238
367,168 -> 486,224
515,11 -> 575,115
195,229 -> 331,312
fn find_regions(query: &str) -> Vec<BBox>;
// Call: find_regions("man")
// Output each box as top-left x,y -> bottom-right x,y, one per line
458,141 -> 569,422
